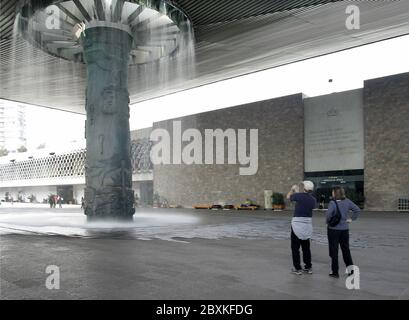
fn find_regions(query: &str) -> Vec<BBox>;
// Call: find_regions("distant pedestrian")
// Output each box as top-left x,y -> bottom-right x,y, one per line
48,195 -> 54,208
81,197 -> 85,210
326,186 -> 361,278
58,196 -> 63,208
286,181 -> 317,275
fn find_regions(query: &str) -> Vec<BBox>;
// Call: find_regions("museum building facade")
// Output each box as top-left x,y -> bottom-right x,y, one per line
1,72 -> 408,211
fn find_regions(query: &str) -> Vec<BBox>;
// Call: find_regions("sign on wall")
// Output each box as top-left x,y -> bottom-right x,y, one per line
304,89 -> 364,173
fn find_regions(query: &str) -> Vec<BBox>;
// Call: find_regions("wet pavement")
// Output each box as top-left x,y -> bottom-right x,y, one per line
0,205 -> 408,299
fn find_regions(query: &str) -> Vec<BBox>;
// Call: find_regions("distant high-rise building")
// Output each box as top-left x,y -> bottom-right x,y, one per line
0,100 -> 26,152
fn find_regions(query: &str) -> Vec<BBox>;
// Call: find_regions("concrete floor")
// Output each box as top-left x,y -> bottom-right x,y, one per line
0,205 -> 408,300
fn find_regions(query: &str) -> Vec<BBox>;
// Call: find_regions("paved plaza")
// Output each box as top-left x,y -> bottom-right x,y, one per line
0,205 -> 408,300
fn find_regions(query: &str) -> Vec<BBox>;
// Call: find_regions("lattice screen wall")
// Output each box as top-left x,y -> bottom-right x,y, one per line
131,138 -> 154,173
0,140 -> 153,182
0,149 -> 86,181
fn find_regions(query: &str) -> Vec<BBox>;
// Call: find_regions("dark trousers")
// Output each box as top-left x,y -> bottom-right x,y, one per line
327,228 -> 353,274
291,228 -> 312,270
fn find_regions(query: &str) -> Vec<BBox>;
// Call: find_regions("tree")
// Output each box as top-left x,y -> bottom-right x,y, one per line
17,145 -> 27,153
0,147 -> 8,157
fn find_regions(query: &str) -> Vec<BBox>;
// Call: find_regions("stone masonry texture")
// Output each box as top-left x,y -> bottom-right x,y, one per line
364,72 -> 409,211
152,94 -> 304,208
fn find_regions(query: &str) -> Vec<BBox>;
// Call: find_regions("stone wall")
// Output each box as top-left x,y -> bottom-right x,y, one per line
152,94 -> 304,208
304,89 -> 364,173
364,72 -> 409,211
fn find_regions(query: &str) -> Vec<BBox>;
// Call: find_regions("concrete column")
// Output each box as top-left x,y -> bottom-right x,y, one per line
82,26 -> 135,220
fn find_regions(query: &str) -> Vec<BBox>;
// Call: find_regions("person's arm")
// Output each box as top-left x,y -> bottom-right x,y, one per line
326,201 -> 335,224
348,200 -> 361,222
286,190 -> 294,200
286,185 -> 299,200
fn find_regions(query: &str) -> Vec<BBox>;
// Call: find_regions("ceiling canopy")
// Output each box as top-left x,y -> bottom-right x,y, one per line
1,0 -> 409,113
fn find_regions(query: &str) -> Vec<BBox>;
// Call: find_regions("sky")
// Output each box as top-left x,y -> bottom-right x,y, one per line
7,34 -> 409,151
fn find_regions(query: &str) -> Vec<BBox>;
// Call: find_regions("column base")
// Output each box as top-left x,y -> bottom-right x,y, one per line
84,186 -> 135,221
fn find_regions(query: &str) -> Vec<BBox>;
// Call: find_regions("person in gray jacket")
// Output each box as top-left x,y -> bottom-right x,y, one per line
326,186 -> 361,278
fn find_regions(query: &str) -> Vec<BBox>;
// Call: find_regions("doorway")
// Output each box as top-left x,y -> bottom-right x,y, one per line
305,170 -> 365,208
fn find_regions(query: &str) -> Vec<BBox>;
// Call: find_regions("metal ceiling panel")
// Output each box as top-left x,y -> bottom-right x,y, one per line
173,0 -> 341,26
1,0 -> 409,114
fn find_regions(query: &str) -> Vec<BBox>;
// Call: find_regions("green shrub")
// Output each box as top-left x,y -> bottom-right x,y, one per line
272,192 -> 285,205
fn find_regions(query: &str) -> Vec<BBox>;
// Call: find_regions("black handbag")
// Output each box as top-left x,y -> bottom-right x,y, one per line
328,200 -> 342,227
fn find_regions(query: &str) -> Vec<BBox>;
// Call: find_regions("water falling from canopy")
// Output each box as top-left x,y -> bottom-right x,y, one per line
4,0 -> 196,111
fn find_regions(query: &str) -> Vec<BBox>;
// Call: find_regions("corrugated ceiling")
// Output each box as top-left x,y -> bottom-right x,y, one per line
1,0 -> 409,113
1,0 -> 342,40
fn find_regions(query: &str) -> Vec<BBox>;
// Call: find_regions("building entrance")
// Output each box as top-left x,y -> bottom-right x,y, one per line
305,170 -> 364,208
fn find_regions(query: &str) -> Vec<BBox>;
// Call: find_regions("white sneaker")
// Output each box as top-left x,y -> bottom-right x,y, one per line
291,268 -> 303,275
303,268 -> 313,274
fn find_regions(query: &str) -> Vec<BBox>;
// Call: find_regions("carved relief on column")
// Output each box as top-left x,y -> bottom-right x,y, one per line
82,27 -> 135,220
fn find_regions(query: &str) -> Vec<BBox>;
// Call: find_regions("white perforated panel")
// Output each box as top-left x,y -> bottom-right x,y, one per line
0,149 -> 86,181
0,140 -> 153,183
